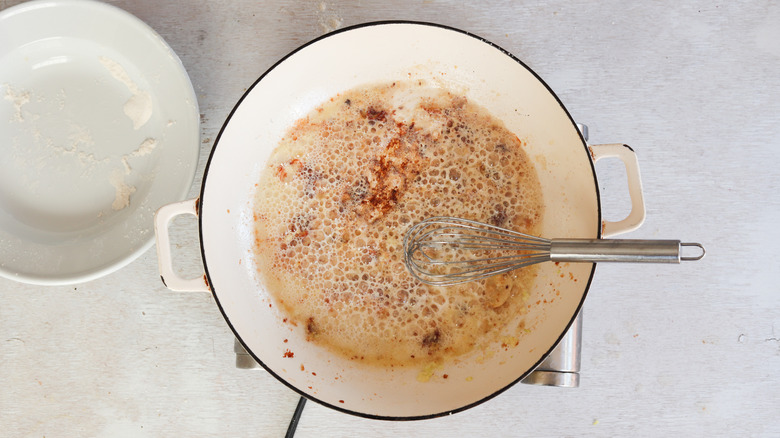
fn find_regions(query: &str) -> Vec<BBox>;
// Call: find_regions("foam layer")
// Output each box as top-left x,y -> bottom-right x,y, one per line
252,80 -> 544,367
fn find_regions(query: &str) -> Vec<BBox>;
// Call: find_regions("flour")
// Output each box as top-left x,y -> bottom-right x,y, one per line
120,137 -> 158,174
96,57 -> 158,209
316,2 -> 342,33
98,56 -> 153,130
131,138 -> 157,157
121,157 -> 132,175
109,169 -> 136,211
59,124 -> 109,170
123,92 -> 153,130
4,59 -> 159,215
3,84 -> 31,122
55,89 -> 66,110
5,84 -> 104,173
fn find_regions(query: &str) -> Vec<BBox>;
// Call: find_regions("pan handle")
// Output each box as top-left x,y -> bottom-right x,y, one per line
153,198 -> 210,292
589,144 -> 646,237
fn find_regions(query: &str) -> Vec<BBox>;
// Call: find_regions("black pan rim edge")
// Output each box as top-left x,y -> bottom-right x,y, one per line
198,19 -> 600,421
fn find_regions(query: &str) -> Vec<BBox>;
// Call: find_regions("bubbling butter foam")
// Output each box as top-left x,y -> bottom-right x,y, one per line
252,80 -> 544,367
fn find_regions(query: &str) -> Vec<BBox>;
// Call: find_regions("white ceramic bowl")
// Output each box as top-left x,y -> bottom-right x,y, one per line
0,0 -> 199,285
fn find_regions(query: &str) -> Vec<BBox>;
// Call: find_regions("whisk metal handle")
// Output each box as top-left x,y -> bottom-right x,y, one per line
549,239 -> 705,264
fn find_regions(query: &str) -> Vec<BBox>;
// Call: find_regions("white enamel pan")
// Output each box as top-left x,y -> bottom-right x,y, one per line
154,22 -> 646,419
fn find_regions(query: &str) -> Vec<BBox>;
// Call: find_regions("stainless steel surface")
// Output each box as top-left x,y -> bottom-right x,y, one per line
521,309 -> 583,388
403,217 -> 704,286
234,338 -> 261,370
549,239 -> 697,263
680,242 -> 708,261
402,216 -> 548,285
575,123 -> 589,143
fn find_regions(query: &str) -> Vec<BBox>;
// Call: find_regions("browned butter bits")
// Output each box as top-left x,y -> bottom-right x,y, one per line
252,80 -> 544,367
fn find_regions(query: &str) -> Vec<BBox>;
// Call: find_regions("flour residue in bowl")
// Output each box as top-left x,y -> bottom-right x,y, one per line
121,137 -> 158,175
109,169 -> 136,210
2,77 -> 160,214
252,80 -> 544,368
58,124 -> 106,170
3,84 -> 31,122
99,56 -> 153,130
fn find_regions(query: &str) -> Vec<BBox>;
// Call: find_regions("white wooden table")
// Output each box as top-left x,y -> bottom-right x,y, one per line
2,0 -> 778,436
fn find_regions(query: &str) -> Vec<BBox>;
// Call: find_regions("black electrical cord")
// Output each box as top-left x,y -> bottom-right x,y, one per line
285,396 -> 307,438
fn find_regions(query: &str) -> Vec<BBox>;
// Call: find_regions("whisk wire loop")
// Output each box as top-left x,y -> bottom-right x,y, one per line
403,216 -> 703,286
403,216 -> 553,286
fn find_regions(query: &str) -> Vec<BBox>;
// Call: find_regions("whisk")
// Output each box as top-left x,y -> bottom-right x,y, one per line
402,216 -> 705,286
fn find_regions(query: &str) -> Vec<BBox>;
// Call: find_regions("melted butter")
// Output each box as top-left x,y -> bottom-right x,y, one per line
252,80 -> 544,368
